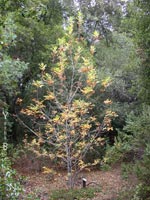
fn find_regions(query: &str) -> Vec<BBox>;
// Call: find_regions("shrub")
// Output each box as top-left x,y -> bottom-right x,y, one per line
103,131 -> 134,166
50,187 -> 101,200
113,105 -> 150,200
132,144 -> 150,200
0,146 -> 23,200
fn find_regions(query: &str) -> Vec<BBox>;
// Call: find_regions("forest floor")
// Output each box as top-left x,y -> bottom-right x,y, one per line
15,163 -> 137,200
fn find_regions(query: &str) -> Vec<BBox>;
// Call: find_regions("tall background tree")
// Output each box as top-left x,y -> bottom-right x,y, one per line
134,0 -> 150,104
0,0 -> 63,142
103,1 -> 150,198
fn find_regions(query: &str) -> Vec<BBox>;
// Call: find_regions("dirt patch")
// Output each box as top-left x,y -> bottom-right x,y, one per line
80,166 -> 128,200
14,164 -> 134,200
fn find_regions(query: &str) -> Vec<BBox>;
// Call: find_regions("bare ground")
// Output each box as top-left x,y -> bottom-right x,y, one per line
15,164 -> 135,200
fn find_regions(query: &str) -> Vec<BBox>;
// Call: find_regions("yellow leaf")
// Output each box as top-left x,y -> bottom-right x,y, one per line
82,57 -> 91,66
107,127 -> 113,131
16,98 -> 23,105
96,137 -> 104,142
79,66 -> 92,73
93,159 -> 100,165
87,70 -> 96,82
90,45 -> 96,55
49,154 -> 56,160
44,92 -> 55,100
42,167 -> 56,175
53,115 -> 60,123
32,80 -> 44,88
104,99 -> 112,105
44,73 -> 54,85
52,66 -> 64,77
93,30 -> 99,39
86,80 -> 97,88
78,159 -> 84,167
70,130 -> 75,135
42,166 -> 52,174
81,87 -> 94,95
101,77 -> 111,88
66,17 -> 74,35
58,135 -> 65,140
81,123 -> 91,130
39,63 -> 46,71
48,127 -> 55,133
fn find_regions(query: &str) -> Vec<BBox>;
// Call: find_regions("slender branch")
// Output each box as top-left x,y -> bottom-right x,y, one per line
16,115 -> 57,146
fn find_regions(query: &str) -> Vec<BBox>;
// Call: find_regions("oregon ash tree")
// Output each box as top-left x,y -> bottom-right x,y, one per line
22,13 -> 116,188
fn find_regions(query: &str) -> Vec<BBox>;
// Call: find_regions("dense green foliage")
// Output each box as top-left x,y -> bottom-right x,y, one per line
0,0 -> 63,142
0,147 -> 22,199
108,105 -> 150,199
50,187 -> 101,200
134,0 -> 150,104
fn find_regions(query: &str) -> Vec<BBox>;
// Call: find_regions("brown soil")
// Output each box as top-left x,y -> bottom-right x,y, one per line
14,164 -> 136,200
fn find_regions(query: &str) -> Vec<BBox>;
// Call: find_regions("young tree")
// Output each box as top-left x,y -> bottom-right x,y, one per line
21,14 -> 116,188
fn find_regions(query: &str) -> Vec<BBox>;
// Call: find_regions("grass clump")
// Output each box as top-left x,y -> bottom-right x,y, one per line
50,187 -> 101,200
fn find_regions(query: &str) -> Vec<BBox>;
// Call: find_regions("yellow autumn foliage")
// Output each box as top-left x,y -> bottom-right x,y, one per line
44,92 -> 55,100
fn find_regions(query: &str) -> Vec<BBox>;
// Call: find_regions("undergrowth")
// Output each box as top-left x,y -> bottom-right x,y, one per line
50,187 -> 101,200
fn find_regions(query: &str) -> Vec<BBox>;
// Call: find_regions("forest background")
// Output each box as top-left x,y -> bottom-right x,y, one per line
0,0 -> 150,199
